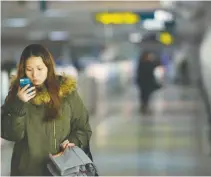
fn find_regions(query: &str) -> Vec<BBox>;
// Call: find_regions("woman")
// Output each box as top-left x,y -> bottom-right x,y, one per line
1,44 -> 92,176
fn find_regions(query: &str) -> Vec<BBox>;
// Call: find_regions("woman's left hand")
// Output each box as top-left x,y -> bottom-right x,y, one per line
60,139 -> 75,150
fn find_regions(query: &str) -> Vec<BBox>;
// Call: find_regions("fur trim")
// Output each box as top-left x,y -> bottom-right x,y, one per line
10,74 -> 77,105
58,75 -> 77,98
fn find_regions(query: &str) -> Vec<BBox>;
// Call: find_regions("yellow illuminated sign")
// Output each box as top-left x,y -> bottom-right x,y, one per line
159,32 -> 173,45
95,12 -> 140,25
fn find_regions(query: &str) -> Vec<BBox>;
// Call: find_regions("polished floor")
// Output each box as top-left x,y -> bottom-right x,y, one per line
90,83 -> 211,176
1,83 -> 211,176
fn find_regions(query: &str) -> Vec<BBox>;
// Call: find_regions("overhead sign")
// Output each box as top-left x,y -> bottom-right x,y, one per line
95,12 -> 140,25
95,11 -> 175,32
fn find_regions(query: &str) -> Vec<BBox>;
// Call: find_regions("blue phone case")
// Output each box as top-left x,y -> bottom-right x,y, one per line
19,78 -> 33,88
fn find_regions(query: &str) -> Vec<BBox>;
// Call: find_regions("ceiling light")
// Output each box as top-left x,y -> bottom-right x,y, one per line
48,31 -> 69,41
44,9 -> 68,18
3,18 -> 29,27
154,10 -> 173,22
129,33 -> 143,43
143,19 -> 165,31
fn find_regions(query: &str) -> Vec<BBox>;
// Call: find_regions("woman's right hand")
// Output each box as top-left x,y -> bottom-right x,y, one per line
17,84 -> 36,102
60,139 -> 75,151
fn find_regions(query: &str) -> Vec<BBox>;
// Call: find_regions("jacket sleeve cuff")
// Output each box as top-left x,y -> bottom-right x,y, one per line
10,96 -> 26,116
68,134 -> 81,148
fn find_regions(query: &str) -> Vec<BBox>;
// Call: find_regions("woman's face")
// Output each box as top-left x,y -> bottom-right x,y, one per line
25,56 -> 48,86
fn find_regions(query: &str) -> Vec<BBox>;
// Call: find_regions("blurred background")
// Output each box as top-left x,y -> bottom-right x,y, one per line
2,0 -> 211,176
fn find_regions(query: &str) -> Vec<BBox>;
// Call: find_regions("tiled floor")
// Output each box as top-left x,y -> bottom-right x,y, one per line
1,83 -> 211,176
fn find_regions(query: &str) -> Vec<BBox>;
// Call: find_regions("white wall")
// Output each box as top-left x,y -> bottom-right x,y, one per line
200,26 -> 211,102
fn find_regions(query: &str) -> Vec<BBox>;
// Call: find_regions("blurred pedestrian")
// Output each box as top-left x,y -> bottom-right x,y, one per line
136,51 -> 161,114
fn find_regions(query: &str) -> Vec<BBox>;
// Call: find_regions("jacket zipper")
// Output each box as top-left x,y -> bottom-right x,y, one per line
53,120 -> 57,151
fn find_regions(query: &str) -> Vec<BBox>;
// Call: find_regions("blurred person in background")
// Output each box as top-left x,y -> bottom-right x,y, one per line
179,57 -> 189,85
136,51 -> 161,114
1,58 -> 17,77
1,44 -> 93,176
70,49 -> 82,72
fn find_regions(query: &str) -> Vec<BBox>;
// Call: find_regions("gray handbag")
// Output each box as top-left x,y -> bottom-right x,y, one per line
47,146 -> 97,176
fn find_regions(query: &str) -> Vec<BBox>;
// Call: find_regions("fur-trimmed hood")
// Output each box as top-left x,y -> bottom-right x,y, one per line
10,75 -> 77,105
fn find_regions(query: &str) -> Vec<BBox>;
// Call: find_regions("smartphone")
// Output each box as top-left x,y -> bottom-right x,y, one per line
19,78 -> 33,88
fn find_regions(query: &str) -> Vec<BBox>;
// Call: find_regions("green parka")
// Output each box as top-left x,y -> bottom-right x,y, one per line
1,75 -> 92,176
